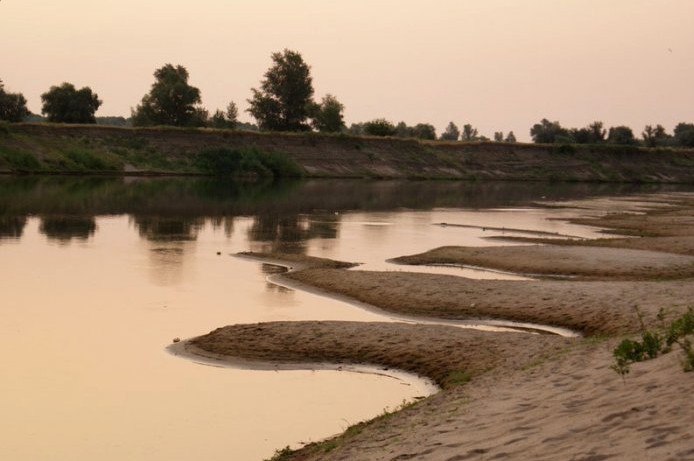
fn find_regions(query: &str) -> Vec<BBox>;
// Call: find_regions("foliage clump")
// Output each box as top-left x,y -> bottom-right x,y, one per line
194,146 -> 303,178
0,79 -> 30,122
41,82 -> 102,124
612,307 -> 694,376
132,64 -> 206,127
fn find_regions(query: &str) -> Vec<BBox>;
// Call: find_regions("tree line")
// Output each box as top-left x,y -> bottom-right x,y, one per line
1,49 -> 694,148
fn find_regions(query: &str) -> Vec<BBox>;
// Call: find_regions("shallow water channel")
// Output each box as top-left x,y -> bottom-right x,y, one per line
0,177 -> 684,461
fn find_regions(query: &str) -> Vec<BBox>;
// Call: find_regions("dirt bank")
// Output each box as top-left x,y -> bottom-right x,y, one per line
3,123 -> 694,181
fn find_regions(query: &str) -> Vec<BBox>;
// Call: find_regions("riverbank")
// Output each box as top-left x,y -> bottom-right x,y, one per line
187,191 -> 694,460
3,123 -> 694,181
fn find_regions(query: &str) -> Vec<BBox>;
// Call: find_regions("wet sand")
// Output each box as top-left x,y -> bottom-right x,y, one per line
189,192 -> 694,461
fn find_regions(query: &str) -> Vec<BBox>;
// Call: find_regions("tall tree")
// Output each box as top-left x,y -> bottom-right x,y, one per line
493,131 -> 504,142
41,82 -> 101,124
247,49 -> 315,131
440,122 -> 460,141
0,79 -> 30,122
132,64 -> 203,127
505,131 -> 517,143
461,124 -> 479,141
310,94 -> 345,133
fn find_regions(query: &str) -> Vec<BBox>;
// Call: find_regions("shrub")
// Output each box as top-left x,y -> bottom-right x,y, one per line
612,307 -> 694,376
194,146 -> 303,178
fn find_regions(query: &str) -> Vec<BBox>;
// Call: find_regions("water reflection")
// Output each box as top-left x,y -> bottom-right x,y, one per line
0,215 -> 27,239
247,214 -> 340,254
39,215 -> 97,243
132,216 -> 205,241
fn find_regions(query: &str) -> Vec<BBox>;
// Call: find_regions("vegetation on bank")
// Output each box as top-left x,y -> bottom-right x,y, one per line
3,50 -> 694,147
1,122 -> 694,181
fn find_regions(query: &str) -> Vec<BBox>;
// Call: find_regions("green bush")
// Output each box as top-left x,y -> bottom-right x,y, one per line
612,307 -> 694,376
194,146 -> 303,178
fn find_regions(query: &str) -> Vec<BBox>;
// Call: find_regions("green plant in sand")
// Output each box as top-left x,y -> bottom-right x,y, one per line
612,307 -> 694,376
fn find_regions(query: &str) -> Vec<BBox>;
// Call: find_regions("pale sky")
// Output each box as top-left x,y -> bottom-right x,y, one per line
1,0 -> 693,140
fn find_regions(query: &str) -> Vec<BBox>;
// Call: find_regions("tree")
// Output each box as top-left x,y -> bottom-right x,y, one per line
530,119 -> 570,143
461,124 -> 479,141
440,122 -> 460,141
505,131 -> 517,143
41,82 -> 101,124
674,123 -> 694,147
588,121 -> 607,143
226,102 -> 238,127
394,121 -> 413,138
131,64 -> 203,127
209,102 -> 238,129
248,49 -> 315,131
642,124 -> 670,148
310,94 -> 345,133
363,118 -> 396,137
493,132 -> 504,142
0,80 -> 30,122
607,125 -> 637,145
413,123 -> 436,140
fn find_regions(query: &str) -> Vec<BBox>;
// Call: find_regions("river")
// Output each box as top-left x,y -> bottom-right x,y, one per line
0,177 -> 684,461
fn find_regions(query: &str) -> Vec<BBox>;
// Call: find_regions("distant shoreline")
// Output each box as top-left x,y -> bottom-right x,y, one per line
2,123 -> 694,182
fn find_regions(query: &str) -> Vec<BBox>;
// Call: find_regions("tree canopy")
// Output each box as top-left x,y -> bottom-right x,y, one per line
131,64 -> 204,127
607,126 -> 637,145
247,49 -> 315,131
530,119 -> 571,143
674,123 -> 694,147
440,122 -> 460,141
0,79 -> 30,122
40,83 -> 101,124
363,118 -> 396,137
310,94 -> 345,133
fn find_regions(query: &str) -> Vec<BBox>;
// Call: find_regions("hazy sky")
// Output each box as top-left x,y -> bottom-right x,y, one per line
1,0 -> 692,139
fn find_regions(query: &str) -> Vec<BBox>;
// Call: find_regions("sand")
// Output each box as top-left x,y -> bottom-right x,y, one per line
392,245 -> 694,280
188,192 -> 694,461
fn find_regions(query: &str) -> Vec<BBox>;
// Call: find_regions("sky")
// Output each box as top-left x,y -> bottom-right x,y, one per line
1,0 -> 693,140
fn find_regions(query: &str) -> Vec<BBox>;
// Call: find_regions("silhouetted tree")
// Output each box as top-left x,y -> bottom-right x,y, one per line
310,94 -> 345,133
461,124 -> 479,141
248,49 -> 315,131
394,121 -> 412,138
208,102 -> 238,129
674,123 -> 694,147
363,118 -> 396,137
530,119 -> 570,143
41,83 -> 101,123
607,126 -> 637,145
493,132 -> 504,142
413,123 -> 436,140
642,124 -> 670,147
588,121 -> 607,143
0,80 -> 30,122
131,64 -> 203,127
440,122 -> 460,141
505,131 -> 517,143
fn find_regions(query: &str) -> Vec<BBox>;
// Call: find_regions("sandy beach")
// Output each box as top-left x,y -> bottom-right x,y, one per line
187,192 -> 694,460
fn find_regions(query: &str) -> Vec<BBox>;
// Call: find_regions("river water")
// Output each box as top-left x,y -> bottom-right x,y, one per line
0,177 -> 684,461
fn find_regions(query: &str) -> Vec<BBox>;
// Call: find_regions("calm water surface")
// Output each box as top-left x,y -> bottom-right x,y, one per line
0,177 -> 686,461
